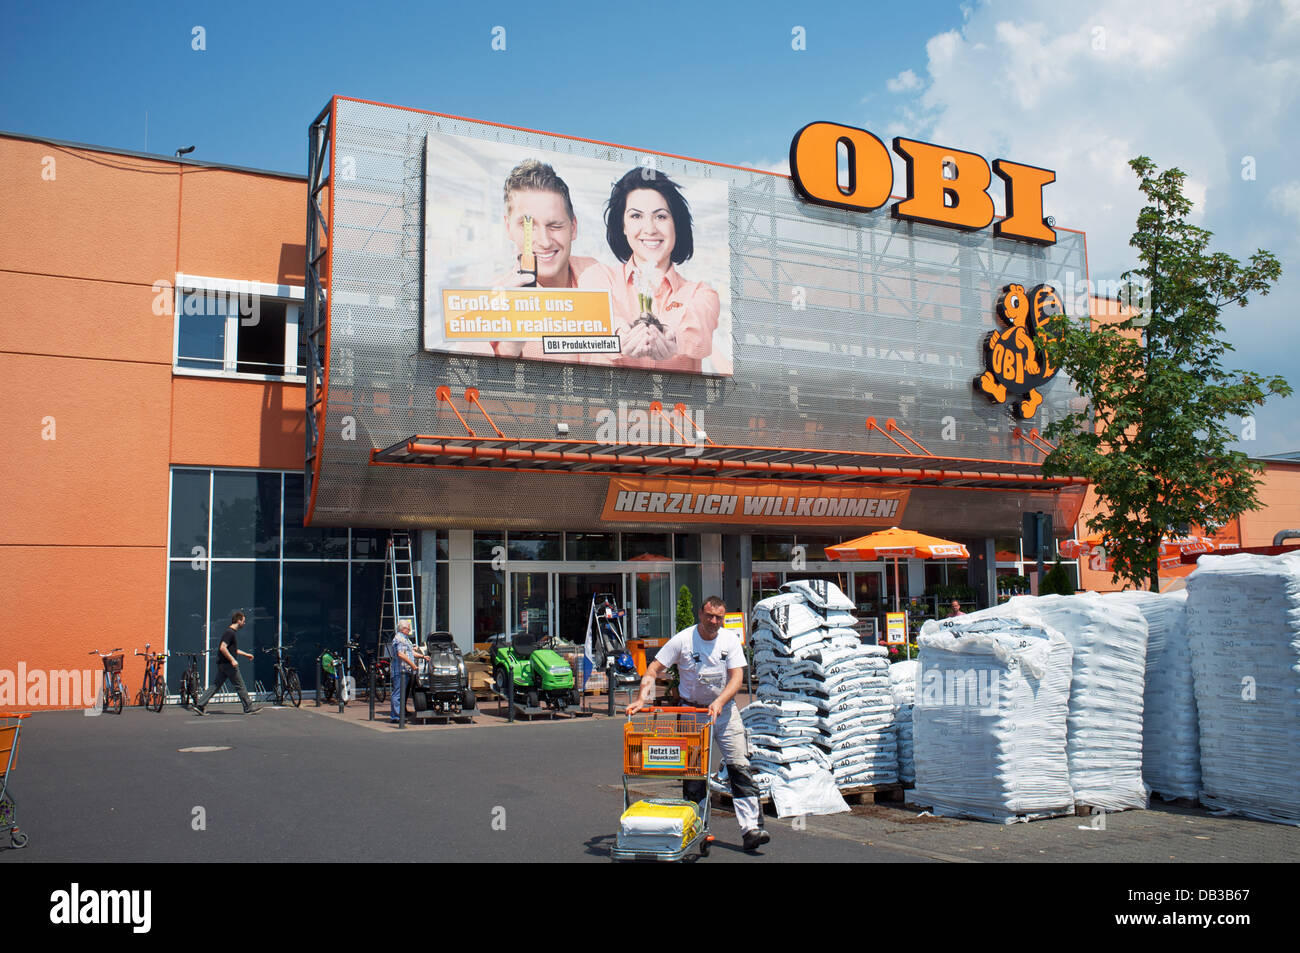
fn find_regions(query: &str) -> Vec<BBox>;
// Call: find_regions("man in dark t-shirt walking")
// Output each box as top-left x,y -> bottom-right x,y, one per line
193,611 -> 262,715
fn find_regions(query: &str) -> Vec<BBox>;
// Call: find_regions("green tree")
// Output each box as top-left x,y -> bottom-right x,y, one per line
1038,558 -> 1075,596
675,585 -> 695,632
1043,157 -> 1290,591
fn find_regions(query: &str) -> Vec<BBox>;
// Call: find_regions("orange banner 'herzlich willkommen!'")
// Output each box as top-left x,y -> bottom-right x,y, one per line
601,477 -> 910,526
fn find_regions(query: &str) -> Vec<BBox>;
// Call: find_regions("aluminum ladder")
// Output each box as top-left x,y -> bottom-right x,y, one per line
380,531 -> 420,649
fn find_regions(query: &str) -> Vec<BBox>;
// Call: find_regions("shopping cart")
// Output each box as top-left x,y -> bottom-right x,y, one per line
1,713 -> 31,849
611,707 -> 714,862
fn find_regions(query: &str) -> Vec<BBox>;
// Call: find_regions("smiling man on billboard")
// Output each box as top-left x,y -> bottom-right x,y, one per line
491,159 -> 598,359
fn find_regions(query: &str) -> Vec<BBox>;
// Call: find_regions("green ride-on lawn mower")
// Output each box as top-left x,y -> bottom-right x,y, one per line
490,631 -> 581,711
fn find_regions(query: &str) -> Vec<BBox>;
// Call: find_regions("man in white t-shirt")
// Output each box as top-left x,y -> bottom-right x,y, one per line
627,595 -> 770,852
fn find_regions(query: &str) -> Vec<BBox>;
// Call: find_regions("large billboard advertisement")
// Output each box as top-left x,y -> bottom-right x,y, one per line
421,129 -> 732,375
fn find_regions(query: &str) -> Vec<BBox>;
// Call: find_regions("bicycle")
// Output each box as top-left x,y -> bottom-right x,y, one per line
89,649 -> 126,715
319,641 -> 359,709
261,643 -> 302,707
349,643 -> 387,703
172,651 -> 206,710
135,644 -> 166,712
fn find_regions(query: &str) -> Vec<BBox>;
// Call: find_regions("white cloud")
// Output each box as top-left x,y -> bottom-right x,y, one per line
1271,180 -> 1300,222
738,156 -> 790,177
883,0 -> 1300,454
886,69 -> 923,93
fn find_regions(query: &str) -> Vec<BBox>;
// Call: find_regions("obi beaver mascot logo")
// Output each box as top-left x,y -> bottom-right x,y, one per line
975,283 -> 1062,419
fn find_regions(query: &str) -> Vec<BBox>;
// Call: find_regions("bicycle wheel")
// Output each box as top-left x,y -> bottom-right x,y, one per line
148,672 -> 164,712
285,670 -> 302,708
112,677 -> 124,715
101,676 -> 111,713
179,673 -> 192,709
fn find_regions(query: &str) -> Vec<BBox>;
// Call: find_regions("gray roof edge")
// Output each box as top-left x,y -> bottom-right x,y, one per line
0,128 -> 307,182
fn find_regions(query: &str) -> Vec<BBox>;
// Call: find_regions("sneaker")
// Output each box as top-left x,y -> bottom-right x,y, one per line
191,705 -> 206,717
244,706 -> 263,715
741,828 -> 771,852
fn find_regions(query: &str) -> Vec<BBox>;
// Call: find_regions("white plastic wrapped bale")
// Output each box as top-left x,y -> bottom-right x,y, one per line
911,617 -> 1074,823
957,594 -> 1151,811
1185,552 -> 1300,825
1104,590 -> 1199,801
890,660 -> 920,784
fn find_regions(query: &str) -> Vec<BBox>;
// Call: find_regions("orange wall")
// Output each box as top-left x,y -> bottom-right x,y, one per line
171,377 -> 306,470
0,134 -> 306,710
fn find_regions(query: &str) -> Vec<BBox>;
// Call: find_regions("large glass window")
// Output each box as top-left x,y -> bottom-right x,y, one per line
753,535 -> 795,562
176,292 -> 227,371
511,572 -> 550,644
175,282 -> 302,380
350,562 -> 389,648
507,532 -> 561,561
673,533 -> 701,562
675,564 -> 703,620
566,533 -> 616,561
623,533 -> 671,561
283,474 -> 348,559
166,561 -> 208,694
283,562 -> 349,687
635,571 -> 673,640
473,532 -> 504,562
212,471 -> 281,558
166,468 -> 437,698
236,300 -> 287,375
474,565 -> 505,644
169,469 -> 210,558
211,562 -> 281,691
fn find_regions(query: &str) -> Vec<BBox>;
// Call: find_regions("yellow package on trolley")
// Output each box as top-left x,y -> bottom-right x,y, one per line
612,707 -> 714,862
619,800 -> 700,853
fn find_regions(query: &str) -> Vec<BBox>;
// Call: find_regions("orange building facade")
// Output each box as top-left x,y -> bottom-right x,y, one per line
1,133 -> 307,708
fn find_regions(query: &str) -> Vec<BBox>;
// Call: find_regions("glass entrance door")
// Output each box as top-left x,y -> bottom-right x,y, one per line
510,572 -> 551,644
557,572 -> 626,645
633,570 -> 673,641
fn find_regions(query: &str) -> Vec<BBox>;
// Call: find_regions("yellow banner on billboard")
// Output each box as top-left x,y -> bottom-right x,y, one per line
600,477 -> 909,526
441,288 -> 613,340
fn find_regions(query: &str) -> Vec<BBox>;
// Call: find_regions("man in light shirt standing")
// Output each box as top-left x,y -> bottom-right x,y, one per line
390,619 -> 427,724
627,596 -> 770,853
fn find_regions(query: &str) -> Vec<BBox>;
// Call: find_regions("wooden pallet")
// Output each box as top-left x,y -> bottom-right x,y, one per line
839,782 -> 904,805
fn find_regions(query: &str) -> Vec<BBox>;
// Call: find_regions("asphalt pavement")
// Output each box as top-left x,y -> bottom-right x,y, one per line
2,703 -> 1296,864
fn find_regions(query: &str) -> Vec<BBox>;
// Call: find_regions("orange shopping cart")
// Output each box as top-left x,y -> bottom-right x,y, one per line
611,707 -> 714,862
1,713 -> 31,849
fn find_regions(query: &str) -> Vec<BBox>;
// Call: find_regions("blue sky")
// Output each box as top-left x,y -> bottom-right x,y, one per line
4,0 -> 1297,453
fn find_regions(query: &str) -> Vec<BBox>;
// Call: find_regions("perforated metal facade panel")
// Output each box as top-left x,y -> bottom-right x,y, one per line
309,98 -> 1087,533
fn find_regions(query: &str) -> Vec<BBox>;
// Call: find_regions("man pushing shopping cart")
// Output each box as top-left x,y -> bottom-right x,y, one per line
626,595 -> 770,853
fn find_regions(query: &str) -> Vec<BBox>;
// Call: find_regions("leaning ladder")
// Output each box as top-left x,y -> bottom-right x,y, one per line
380,532 -> 420,649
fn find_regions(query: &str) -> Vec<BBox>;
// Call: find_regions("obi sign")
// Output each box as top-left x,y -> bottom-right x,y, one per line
789,122 -> 1057,245
976,283 -> 1063,419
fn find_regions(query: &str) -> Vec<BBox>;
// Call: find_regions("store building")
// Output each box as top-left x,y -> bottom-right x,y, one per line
4,96 -> 1110,706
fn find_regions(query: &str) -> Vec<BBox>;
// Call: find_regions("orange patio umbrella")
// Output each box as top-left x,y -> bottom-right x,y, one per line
824,527 -> 970,611
1060,534 -> 1217,572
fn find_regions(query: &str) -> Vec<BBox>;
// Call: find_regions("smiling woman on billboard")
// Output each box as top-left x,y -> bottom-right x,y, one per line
423,129 -> 731,375
579,169 -> 720,374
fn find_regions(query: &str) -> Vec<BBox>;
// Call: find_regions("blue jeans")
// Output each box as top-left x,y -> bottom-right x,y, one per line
390,666 -> 408,720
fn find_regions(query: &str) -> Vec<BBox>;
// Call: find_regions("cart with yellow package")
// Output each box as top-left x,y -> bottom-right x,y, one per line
612,706 -> 715,862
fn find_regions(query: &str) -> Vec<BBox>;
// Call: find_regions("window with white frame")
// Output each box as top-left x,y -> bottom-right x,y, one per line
173,274 -> 305,380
